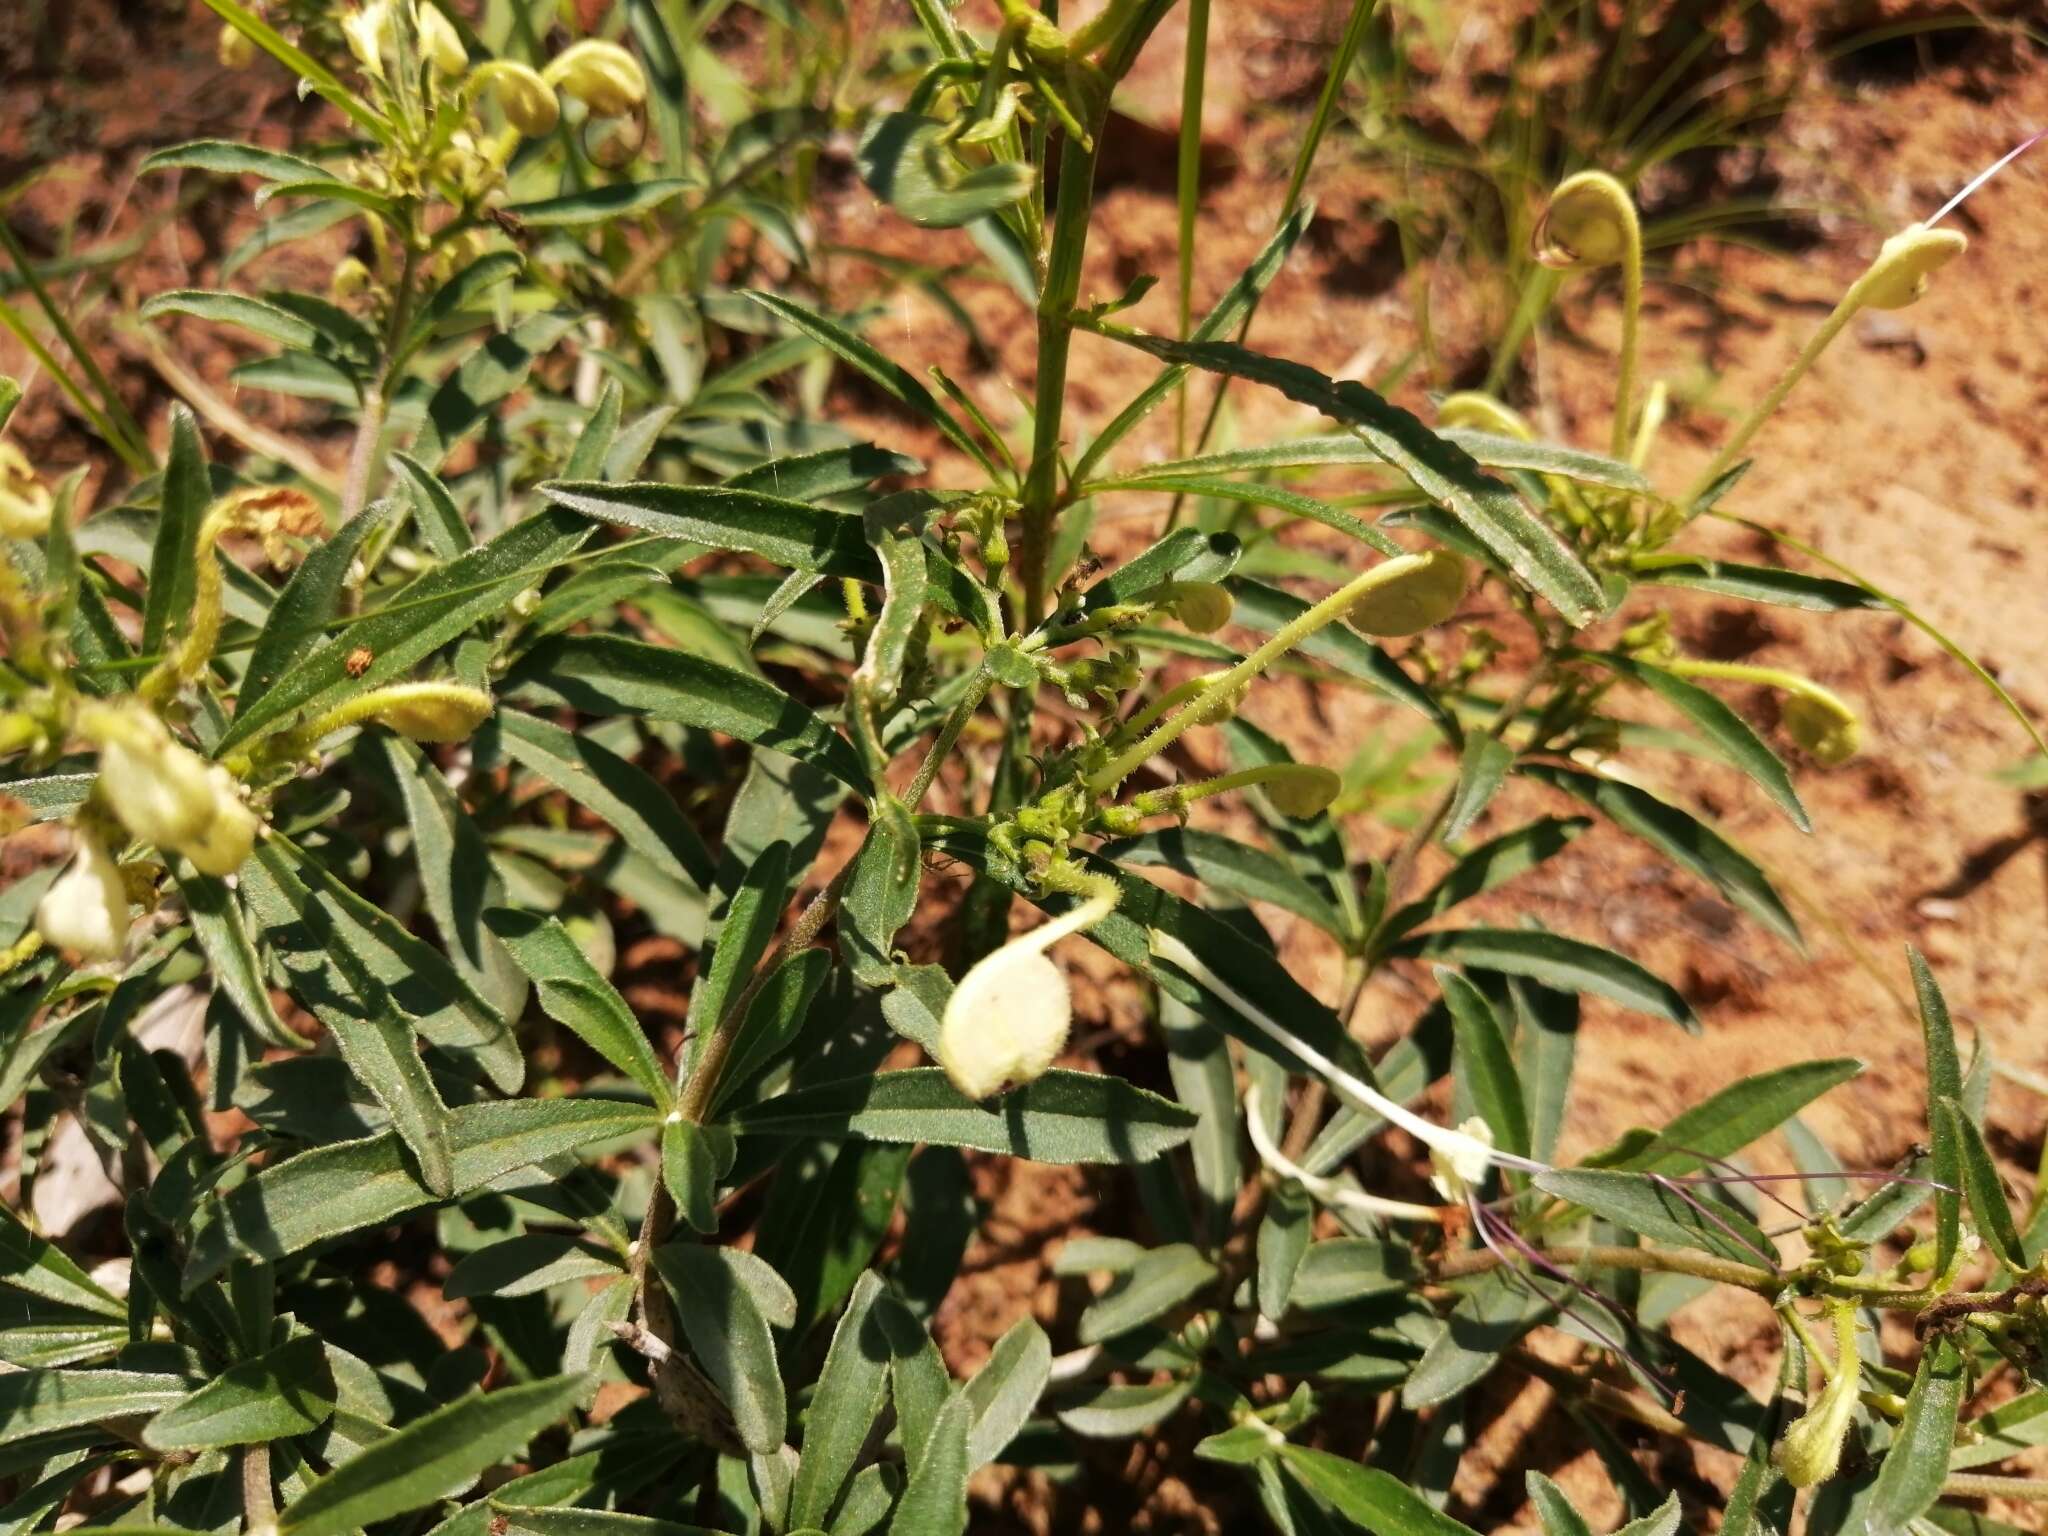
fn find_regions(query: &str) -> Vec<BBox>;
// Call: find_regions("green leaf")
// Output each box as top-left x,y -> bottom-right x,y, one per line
1522,765 -> 1800,945
1228,578 -> 1456,736
0,1369 -> 187,1447
1403,1268 -> 1548,1409
484,911 -> 671,1107
1938,1096 -> 2025,1270
729,1067 -> 1198,1164
685,840 -> 793,1043
1091,332 -> 1604,625
1612,1496 -> 1683,1536
717,948 -> 833,1112
1375,818 -> 1590,949
1078,1245 -> 1218,1345
743,291 -> 991,472
1913,948 -> 1965,1277
1288,1240 -> 1417,1310
389,452 -> 474,561
493,709 -> 716,893
505,180 -> 697,228
1526,1473 -> 1594,1536
1278,1445 -> 1483,1535
1256,1180 -> 1312,1320
854,495 -> 932,705
0,1205 -> 123,1319
404,253 -> 525,358
184,1100 -> 660,1287
1162,997 -> 1244,1248
242,501 -> 390,702
1056,1378 -> 1195,1439
1630,555 -> 1879,612
221,504 -> 592,752
493,1510 -> 726,1536
275,1375 -> 588,1536
857,113 -> 1033,227
414,314 -> 576,468
886,1387 -> 970,1536
542,478 -> 871,577
1083,472 -> 1400,555
1383,928 -> 1696,1031
1103,827 -> 1347,936
1608,1059 -> 1863,1177
1531,1169 -> 1774,1266
144,406 -> 208,654
1438,430 -> 1652,492
754,1141 -> 907,1336
962,1316 -> 1049,1469
177,870 -> 297,1047
504,635 -> 869,794
660,1117 -> 730,1236
1864,1334 -> 1964,1536
443,1234 -> 623,1301
1438,968 -> 1529,1161
1441,735 -> 1513,843
141,139 -> 340,183
651,1246 -> 787,1455
788,1271 -> 891,1530
140,291 -> 326,353
143,1334 -> 334,1450
242,845 -> 456,1196
1576,653 -> 1810,832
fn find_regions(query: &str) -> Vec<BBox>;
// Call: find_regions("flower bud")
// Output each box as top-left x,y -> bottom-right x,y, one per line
544,40 -> 647,118
217,23 -> 258,70
1349,549 -> 1467,637
35,828 -> 130,961
478,60 -> 560,136
1169,582 -> 1233,634
341,1 -> 392,78
182,767 -> 259,876
1437,392 -> 1533,441
1783,690 -> 1860,766
1428,1115 -> 1495,1201
1858,224 -> 1967,311
1773,1314 -> 1861,1487
1263,764 -> 1341,819
417,4 -> 467,77
936,945 -> 1071,1101
83,703 -> 220,851
0,443 -> 52,539
1535,170 -> 1636,269
331,257 -> 374,303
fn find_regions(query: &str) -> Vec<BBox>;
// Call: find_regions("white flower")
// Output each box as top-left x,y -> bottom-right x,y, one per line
1428,1116 -> 1496,1202
182,768 -> 259,876
477,60 -> 560,136
35,829 -> 130,961
341,0 -> 392,78
0,443 -> 52,539
416,4 -> 467,77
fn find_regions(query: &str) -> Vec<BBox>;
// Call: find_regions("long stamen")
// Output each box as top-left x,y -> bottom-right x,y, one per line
1244,1084 -> 1445,1224
1927,125 -> 2047,227
1648,1172 -> 1781,1271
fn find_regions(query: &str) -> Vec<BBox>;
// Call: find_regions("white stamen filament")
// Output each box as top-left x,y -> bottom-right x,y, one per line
1149,930 -> 1544,1177
1243,1084 -> 1444,1223
1927,125 -> 2047,227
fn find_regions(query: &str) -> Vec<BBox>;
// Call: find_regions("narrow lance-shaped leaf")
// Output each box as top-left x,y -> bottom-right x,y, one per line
1087,330 -> 1604,625
787,1271 -> 892,1530
651,1246 -> 787,1455
275,1375 -> 589,1536
1938,1096 -> 2026,1271
1913,947 -> 1965,1277
1384,928 -> 1697,1032
143,1333 -> 335,1450
1863,1334 -> 1965,1536
483,910 -> 671,1108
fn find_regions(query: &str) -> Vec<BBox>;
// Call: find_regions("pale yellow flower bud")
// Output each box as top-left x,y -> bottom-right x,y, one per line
1263,764 -> 1341,819
1773,1310 -> 1862,1487
1437,391 -> 1533,441
0,443 -> 52,539
331,257 -> 374,303
477,60 -> 560,136
182,767 -> 259,876
83,703 -> 219,851
1169,582 -> 1233,634
1534,170 -> 1637,269
217,23 -> 258,70
35,827 -> 130,961
325,681 -> 493,743
1857,225 -> 1967,311
417,4 -> 467,77
1348,549 -> 1467,637
544,40 -> 646,118
341,0 -> 392,79
1783,690 -> 1861,766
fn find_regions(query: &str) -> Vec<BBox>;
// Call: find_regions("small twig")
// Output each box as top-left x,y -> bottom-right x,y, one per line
240,1445 -> 274,1531
125,323 -> 340,491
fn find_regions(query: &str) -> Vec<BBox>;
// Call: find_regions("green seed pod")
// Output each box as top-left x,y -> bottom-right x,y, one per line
356,682 -> 494,743
1349,549 -> 1467,637
1535,170 -> 1636,269
1773,1311 -> 1861,1488
1858,225 -> 1967,311
1782,690 -> 1861,766
1264,764 -> 1341,819
1170,582 -> 1233,634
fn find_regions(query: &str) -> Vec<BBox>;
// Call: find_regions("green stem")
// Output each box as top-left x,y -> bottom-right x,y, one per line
1943,1473 -> 2048,1501
1086,554 -> 1429,790
1172,0 -> 1210,460
1612,223 -> 1642,460
907,663 -> 995,808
